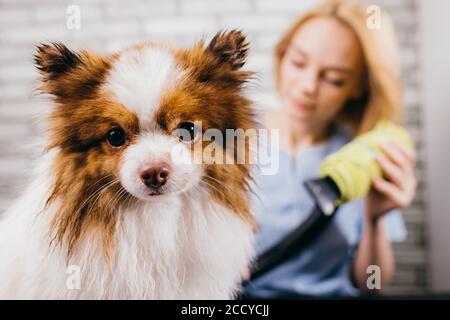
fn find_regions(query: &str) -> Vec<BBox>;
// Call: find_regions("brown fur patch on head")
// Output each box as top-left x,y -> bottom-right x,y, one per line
35,43 -> 139,259
157,30 -> 258,226
45,98 -> 139,259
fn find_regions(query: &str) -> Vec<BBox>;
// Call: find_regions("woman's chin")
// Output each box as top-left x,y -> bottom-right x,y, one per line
287,107 -> 315,121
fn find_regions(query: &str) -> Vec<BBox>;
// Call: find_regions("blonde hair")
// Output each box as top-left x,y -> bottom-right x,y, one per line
274,0 -> 402,135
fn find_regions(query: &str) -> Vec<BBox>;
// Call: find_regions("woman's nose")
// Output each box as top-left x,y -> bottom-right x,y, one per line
295,67 -> 319,97
302,69 -> 319,96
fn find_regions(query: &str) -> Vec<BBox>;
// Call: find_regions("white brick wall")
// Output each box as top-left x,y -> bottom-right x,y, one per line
0,0 -> 427,294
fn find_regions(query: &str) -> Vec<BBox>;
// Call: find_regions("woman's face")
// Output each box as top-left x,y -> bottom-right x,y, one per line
279,17 -> 365,126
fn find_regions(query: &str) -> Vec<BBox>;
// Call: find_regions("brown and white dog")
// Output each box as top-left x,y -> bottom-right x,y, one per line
0,30 -> 257,299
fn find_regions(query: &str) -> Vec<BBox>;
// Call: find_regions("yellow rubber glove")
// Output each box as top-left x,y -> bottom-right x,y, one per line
319,121 -> 414,205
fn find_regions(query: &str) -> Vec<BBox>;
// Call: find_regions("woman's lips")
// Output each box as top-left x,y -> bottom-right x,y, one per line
292,98 -> 314,111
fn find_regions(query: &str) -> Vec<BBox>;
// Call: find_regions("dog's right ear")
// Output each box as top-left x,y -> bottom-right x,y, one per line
34,43 -> 83,81
34,43 -> 110,100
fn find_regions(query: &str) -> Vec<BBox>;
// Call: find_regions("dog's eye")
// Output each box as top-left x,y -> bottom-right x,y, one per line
175,121 -> 199,143
107,127 -> 126,147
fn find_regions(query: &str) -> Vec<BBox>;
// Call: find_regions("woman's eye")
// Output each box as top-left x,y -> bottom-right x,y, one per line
175,121 -> 199,143
291,59 -> 305,68
324,77 -> 346,87
107,127 -> 126,147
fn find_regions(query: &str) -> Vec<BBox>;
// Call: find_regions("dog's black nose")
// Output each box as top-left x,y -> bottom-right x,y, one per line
140,164 -> 170,189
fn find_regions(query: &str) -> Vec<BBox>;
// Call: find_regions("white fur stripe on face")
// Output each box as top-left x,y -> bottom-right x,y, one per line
104,46 -> 182,129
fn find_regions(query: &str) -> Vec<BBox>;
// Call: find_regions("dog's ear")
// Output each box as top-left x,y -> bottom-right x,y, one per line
34,43 -> 110,100
34,43 -> 83,81
205,30 -> 250,70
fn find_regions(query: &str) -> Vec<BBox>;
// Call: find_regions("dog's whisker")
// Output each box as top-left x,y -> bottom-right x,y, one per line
74,177 -> 117,213
202,175 -> 235,194
198,180 -> 227,199
75,179 -> 121,218
107,186 -> 128,211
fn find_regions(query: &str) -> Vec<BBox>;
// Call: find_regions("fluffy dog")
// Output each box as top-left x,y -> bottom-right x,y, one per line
0,30 -> 256,299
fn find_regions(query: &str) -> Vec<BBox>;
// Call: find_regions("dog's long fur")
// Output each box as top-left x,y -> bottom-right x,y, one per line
0,30 -> 256,299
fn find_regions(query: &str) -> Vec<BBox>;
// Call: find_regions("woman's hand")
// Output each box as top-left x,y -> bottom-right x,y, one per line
365,141 -> 417,223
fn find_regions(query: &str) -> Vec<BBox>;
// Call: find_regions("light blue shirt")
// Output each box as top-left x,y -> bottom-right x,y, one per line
243,125 -> 407,298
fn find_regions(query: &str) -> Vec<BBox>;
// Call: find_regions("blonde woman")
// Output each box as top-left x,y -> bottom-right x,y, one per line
242,0 -> 417,298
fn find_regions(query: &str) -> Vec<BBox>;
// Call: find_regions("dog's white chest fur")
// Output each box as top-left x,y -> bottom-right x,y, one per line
0,150 -> 254,299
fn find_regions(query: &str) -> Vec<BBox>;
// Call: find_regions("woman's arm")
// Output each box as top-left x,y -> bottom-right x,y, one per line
352,213 -> 395,291
352,141 -> 417,291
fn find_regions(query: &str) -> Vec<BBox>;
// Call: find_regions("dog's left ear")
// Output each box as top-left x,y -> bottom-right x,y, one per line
205,30 -> 250,70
